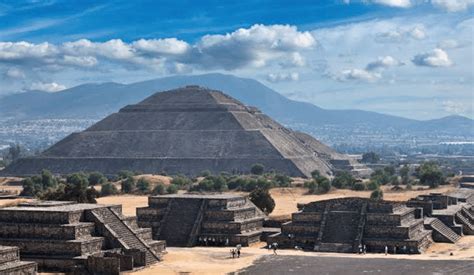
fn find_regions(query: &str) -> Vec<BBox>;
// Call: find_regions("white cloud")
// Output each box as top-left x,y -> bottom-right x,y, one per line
132,38 -> 190,55
338,69 -> 381,82
0,24 -> 315,73
369,0 -> 412,8
366,56 -> 403,71
266,72 -> 299,82
437,39 -> 460,49
29,82 -> 66,92
375,25 -> 426,43
5,68 -> 25,79
412,48 -> 453,67
442,100 -> 471,115
408,26 -> 426,39
431,0 -> 474,12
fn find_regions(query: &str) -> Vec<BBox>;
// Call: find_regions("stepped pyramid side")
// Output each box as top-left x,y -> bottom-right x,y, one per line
2,86 -> 360,177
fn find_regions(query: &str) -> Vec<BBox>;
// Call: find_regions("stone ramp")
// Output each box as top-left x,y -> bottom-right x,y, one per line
424,218 -> 461,243
0,246 -> 37,274
455,211 -> 474,235
89,207 -> 160,264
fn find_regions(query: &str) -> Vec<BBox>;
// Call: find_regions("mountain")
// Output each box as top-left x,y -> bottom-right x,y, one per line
0,73 -> 472,142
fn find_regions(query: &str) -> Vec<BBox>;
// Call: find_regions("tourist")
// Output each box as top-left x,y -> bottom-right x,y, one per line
363,245 -> 367,255
358,244 -> 363,254
272,242 -> 278,255
225,238 -> 229,246
384,245 -> 388,255
231,249 -> 236,258
237,249 -> 241,258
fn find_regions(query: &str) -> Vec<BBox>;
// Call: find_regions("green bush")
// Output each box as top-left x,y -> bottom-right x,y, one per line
117,170 -> 134,180
136,178 -> 151,193
249,188 -> 275,214
200,170 -> 212,177
370,189 -> 384,200
416,162 -> 445,188
274,174 -> 292,187
352,182 -> 366,191
250,163 -> 265,175
331,171 -> 356,189
121,176 -> 135,193
367,180 -> 380,191
171,175 -> 192,187
166,184 -> 178,194
100,182 -> 118,196
88,172 -> 107,186
152,183 -> 166,195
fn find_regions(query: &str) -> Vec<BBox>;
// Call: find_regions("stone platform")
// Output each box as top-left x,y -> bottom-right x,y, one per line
267,197 -> 433,254
137,194 -> 266,247
0,201 -> 165,274
0,246 -> 37,274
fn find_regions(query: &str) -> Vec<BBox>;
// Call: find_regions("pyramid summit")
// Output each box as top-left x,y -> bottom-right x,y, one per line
2,86 -> 363,177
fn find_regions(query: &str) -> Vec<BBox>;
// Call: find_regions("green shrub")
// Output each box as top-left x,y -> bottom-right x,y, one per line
88,172 -> 107,186
171,175 -> 192,187
152,183 -> 166,195
353,182 -> 366,191
367,180 -> 380,191
121,176 -> 135,193
370,189 -> 384,200
100,182 -> 118,196
117,170 -> 134,180
249,189 -> 275,214
136,178 -> 151,193
331,171 -> 356,189
250,163 -> 265,175
274,174 -> 292,187
166,184 -> 178,194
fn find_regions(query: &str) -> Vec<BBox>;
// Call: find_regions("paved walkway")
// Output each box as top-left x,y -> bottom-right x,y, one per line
238,255 -> 474,275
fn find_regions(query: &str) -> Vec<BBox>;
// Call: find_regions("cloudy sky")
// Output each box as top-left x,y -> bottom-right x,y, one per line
0,0 -> 473,120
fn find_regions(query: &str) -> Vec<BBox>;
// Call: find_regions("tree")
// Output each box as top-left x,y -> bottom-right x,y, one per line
353,182 -> 366,191
274,174 -> 292,187
166,184 -> 178,194
5,144 -> 22,163
171,175 -> 192,187
136,178 -> 151,193
361,152 -> 380,164
41,169 -> 57,189
88,172 -> 107,186
416,162 -> 445,188
117,170 -> 134,180
121,176 -> 136,193
100,182 -> 118,196
19,178 -> 37,196
370,169 -> 392,185
249,189 -> 275,214
152,183 -> 166,195
317,177 -> 331,193
367,180 -> 380,191
370,189 -> 384,200
331,171 -> 356,189
250,163 -> 265,175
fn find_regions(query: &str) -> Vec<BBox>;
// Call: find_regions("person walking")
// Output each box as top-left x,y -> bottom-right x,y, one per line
272,242 -> 278,255
384,245 -> 388,255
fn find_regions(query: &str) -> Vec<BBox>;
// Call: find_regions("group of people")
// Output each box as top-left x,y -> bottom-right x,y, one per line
230,244 -> 242,258
357,244 -> 367,254
198,236 -> 229,246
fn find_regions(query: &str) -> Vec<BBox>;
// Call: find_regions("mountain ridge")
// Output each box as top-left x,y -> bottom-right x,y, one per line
0,73 -> 472,137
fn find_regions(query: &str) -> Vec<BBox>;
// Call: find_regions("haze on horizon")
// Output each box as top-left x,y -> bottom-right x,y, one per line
0,0 -> 473,120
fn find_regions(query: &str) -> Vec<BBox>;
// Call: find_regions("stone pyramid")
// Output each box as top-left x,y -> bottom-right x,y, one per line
3,86 -> 360,177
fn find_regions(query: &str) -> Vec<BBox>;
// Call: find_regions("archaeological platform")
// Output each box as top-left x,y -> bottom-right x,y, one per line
0,201 -> 165,274
137,194 -> 266,247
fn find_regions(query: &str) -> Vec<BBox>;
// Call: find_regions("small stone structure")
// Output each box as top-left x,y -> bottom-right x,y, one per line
137,194 -> 266,247
407,191 -> 474,237
0,246 -> 37,274
459,175 -> 474,189
267,197 -> 432,254
0,201 -> 165,273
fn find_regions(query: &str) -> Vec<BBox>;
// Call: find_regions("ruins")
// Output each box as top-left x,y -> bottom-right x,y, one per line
137,194 -> 266,247
267,197 -> 433,254
407,191 -> 474,238
0,201 -> 165,273
0,245 -> 37,274
2,86 -> 366,178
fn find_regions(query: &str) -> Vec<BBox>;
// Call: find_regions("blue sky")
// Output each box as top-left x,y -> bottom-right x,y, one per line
0,0 -> 473,119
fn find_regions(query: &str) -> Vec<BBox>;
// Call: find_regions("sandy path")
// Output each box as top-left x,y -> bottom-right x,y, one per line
97,195 -> 149,216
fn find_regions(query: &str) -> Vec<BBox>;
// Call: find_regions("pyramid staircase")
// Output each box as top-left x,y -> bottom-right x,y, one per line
424,218 -> 461,243
455,211 -> 474,235
89,208 -> 161,264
